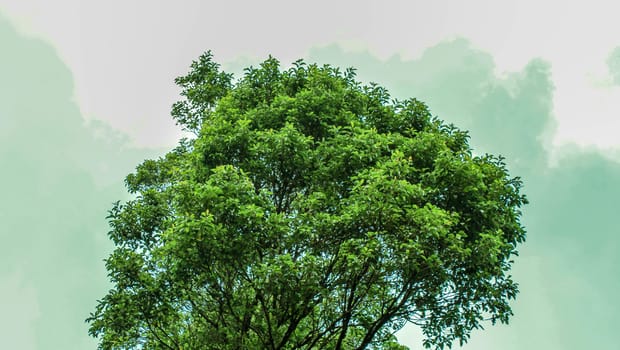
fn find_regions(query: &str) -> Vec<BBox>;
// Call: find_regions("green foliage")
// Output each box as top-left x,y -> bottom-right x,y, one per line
88,51 -> 527,350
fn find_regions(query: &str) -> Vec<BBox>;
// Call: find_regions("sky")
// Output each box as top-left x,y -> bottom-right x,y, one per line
0,1 -> 618,349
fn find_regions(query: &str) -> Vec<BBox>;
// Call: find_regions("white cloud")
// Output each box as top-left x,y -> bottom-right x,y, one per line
1,0 -> 620,153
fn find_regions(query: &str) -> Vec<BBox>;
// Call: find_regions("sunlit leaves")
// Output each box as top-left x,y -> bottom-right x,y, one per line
89,53 -> 527,350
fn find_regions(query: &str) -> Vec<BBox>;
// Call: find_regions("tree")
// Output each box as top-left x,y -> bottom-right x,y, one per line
88,51 -> 527,350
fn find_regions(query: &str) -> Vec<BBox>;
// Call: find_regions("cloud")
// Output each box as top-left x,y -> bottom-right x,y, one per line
5,0 -> 620,153
0,13 -> 160,349
0,271 -> 39,350
607,46 -> 620,85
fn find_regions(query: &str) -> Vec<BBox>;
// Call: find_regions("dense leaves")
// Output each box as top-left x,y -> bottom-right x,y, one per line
88,52 -> 527,350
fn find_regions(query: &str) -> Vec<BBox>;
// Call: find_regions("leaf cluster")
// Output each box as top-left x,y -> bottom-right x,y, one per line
88,52 -> 527,350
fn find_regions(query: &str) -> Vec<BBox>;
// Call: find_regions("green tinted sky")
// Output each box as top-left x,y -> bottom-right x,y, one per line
1,2 -> 619,349
0,14 -> 162,348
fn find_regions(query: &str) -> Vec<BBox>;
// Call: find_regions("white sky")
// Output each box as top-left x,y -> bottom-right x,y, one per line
1,0 -> 620,153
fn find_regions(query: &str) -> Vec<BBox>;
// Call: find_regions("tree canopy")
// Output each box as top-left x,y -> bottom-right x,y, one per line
88,51 -> 527,350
